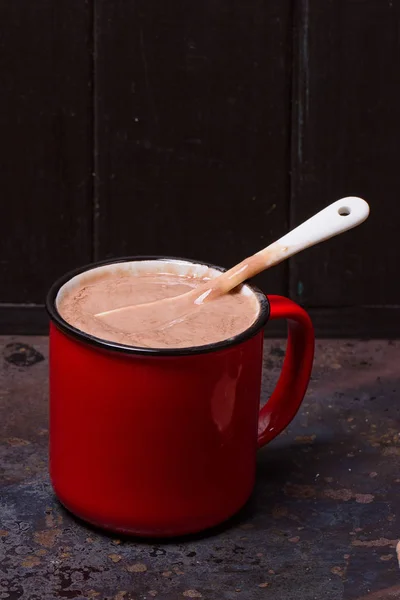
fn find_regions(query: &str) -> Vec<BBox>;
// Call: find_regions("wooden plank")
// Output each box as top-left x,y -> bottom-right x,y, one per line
290,0 -> 400,308
0,306 -> 49,336
4,305 -> 399,339
95,0 -> 291,294
0,1 -> 93,304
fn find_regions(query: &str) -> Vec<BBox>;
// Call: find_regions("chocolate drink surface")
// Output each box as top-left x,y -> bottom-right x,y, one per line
57,269 -> 260,349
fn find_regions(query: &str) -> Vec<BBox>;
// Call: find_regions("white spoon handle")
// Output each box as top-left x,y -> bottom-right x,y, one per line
270,196 -> 370,256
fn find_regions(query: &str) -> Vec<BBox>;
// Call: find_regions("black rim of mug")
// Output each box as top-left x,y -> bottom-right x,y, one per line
45,256 -> 270,357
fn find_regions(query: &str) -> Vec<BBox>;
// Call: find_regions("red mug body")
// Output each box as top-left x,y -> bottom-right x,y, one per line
47,257 -> 314,537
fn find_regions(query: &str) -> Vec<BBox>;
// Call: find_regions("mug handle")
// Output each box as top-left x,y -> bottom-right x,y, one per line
258,295 -> 315,448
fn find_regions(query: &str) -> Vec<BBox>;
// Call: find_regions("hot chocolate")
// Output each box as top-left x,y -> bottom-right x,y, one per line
57,261 -> 260,349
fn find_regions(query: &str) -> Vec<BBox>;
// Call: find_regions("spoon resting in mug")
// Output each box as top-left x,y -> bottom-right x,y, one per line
95,196 -> 369,334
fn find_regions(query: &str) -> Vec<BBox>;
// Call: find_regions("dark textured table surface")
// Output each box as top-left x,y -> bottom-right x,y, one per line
0,337 -> 399,600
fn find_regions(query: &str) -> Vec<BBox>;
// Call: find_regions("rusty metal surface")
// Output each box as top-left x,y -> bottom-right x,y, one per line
357,585 -> 400,600
0,337 -> 399,600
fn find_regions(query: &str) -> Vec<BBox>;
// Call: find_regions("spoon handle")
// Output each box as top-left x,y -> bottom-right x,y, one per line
213,197 -> 370,296
272,196 -> 369,253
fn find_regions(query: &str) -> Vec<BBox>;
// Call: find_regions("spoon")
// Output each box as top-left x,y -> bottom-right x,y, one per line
95,196 -> 370,334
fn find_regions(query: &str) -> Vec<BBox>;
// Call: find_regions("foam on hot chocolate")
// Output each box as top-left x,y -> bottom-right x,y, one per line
57,262 -> 260,349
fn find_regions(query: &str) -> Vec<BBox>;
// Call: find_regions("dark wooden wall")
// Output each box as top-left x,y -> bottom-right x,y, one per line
1,0 -> 399,337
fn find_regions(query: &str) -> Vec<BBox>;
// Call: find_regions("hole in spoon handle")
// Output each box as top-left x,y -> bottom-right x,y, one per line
338,206 -> 351,216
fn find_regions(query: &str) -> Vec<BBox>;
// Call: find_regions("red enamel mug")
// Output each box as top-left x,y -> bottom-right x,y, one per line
46,257 -> 314,537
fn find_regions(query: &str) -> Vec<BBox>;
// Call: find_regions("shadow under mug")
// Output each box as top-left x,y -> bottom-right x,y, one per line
46,256 -> 315,537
